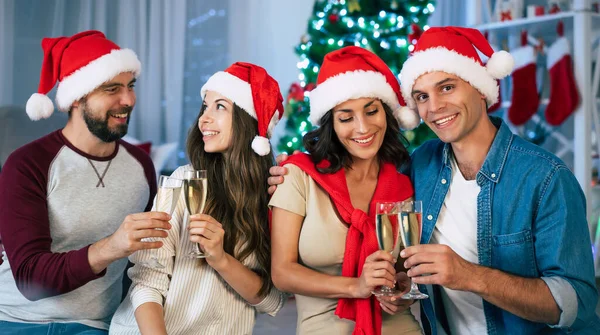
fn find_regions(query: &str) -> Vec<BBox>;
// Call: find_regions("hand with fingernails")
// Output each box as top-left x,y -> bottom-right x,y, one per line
89,211 -> 172,274
105,212 -> 172,258
188,214 -> 227,269
376,272 -> 415,315
401,244 -> 478,291
353,250 -> 398,299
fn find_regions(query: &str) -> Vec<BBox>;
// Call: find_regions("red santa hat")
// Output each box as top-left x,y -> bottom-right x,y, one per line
200,62 -> 284,156
399,26 -> 514,111
308,46 -> 420,130
26,30 -> 141,121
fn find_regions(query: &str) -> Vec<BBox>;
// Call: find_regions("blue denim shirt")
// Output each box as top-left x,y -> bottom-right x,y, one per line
409,117 -> 600,334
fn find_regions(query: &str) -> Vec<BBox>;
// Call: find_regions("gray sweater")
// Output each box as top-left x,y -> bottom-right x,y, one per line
0,130 -> 155,330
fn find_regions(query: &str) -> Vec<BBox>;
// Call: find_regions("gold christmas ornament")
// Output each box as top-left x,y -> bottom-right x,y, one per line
347,0 -> 361,13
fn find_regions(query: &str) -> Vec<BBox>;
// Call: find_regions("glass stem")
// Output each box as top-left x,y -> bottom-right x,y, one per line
409,279 -> 420,294
193,243 -> 202,255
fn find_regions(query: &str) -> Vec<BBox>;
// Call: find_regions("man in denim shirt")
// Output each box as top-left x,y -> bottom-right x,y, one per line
394,26 -> 600,334
266,26 -> 599,334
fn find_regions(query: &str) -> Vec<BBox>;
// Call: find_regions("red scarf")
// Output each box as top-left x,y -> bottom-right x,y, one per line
283,153 -> 413,335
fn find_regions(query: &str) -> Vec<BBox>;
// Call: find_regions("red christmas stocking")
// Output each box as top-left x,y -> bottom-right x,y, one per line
545,36 -> 580,126
508,45 -> 539,125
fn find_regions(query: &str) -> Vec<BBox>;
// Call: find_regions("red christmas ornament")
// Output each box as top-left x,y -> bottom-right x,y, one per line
328,14 -> 339,23
408,23 -> 422,45
287,82 -> 305,103
549,4 -> 560,14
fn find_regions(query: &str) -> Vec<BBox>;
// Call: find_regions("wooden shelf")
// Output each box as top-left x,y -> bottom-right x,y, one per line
472,11 -> 600,40
475,11 -> 575,31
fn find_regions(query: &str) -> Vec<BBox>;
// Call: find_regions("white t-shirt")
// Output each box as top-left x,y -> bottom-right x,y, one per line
430,157 -> 488,335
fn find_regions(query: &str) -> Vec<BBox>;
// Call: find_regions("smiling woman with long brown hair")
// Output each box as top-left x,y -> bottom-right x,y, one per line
110,62 -> 286,335
268,46 -> 423,335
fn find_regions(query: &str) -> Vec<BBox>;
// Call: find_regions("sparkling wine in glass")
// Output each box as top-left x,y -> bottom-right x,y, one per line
183,169 -> 208,258
141,175 -> 182,269
373,202 -> 402,297
399,200 -> 429,300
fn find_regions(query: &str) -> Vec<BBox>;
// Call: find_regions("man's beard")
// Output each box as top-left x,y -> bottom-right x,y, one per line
82,102 -> 132,143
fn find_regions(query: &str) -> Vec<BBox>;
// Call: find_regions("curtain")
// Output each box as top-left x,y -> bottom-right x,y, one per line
427,0 -> 468,27
0,0 -> 14,106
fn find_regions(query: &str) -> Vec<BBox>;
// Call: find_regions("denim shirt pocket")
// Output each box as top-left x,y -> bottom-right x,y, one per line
492,229 -> 537,278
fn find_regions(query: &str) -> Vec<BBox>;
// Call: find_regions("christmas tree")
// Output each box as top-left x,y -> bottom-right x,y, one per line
277,0 -> 438,154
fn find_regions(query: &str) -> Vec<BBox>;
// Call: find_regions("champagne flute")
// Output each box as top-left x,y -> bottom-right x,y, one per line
141,175 -> 183,269
398,200 -> 429,300
183,169 -> 208,258
373,202 -> 402,297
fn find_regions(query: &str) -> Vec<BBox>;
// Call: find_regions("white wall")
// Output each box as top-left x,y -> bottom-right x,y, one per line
227,0 -> 314,95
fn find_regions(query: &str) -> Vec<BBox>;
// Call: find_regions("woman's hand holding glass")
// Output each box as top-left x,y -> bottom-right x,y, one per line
188,214 -> 226,269
353,250 -> 397,299
376,272 -> 415,315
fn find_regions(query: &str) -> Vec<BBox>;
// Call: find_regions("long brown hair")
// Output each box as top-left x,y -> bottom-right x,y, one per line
186,103 -> 274,297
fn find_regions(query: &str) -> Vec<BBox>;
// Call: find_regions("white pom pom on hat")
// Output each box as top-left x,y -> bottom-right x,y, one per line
251,136 -> 272,156
26,93 -> 55,121
394,105 -> 421,130
486,50 -> 514,79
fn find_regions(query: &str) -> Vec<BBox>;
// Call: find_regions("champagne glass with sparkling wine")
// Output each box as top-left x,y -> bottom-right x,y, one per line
373,202 -> 401,296
183,169 -> 208,258
141,175 -> 182,269
399,200 -> 428,300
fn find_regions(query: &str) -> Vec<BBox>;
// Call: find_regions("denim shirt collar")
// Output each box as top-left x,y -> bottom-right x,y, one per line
441,116 -> 513,184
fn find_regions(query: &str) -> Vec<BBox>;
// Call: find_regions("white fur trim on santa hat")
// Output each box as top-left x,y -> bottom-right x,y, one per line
251,136 -> 271,156
394,106 -> 420,130
309,70 -> 400,125
201,71 -> 256,119
400,47 -> 502,109
55,48 -> 141,111
26,93 -> 55,120
546,37 -> 570,69
510,45 -> 536,70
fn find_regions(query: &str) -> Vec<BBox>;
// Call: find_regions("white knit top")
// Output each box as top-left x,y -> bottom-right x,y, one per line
109,165 -> 285,335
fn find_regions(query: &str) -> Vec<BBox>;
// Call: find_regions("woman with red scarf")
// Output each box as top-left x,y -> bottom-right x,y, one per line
269,46 -> 423,335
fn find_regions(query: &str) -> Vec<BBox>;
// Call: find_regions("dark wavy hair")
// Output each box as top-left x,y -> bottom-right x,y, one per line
303,102 -> 410,174
186,103 -> 274,297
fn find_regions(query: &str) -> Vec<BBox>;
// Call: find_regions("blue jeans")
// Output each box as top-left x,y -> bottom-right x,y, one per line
0,321 -> 107,335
